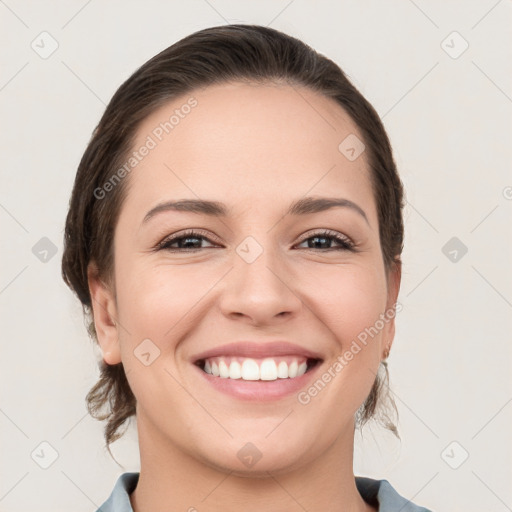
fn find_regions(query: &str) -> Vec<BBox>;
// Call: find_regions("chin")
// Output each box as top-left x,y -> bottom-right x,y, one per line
196,434 -> 316,477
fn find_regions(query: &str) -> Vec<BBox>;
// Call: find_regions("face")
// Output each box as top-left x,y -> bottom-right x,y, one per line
89,81 -> 400,475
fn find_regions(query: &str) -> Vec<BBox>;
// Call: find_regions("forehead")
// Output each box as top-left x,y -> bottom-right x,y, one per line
122,81 -> 376,225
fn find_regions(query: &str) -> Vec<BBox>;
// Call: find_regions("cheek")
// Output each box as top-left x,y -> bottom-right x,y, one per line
113,265 -> 202,408
304,261 -> 388,350
114,260 -> 222,359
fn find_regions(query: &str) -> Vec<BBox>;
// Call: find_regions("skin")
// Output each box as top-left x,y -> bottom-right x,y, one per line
88,81 -> 401,512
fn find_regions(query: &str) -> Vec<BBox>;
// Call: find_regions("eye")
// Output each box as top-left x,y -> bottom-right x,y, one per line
156,229 -> 219,252
295,230 -> 355,252
156,229 -> 356,253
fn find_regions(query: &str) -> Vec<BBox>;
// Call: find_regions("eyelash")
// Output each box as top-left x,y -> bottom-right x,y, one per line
156,229 -> 356,253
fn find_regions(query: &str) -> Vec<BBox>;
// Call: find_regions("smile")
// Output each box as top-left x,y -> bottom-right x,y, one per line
196,356 -> 321,381
191,340 -> 324,400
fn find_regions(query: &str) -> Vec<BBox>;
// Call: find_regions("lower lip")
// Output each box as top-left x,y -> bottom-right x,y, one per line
193,362 -> 323,401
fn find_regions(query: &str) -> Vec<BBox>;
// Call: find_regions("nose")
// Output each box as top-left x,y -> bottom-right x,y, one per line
217,238 -> 303,326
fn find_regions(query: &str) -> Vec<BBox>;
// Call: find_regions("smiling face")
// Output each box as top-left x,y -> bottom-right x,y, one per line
88,81 -> 400,476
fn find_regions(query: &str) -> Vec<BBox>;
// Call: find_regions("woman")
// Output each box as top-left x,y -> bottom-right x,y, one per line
62,24 -> 432,512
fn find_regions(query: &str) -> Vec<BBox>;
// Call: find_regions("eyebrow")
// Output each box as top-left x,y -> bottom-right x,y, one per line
141,196 -> 369,226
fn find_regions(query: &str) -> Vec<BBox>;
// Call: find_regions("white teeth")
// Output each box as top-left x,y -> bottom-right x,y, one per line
260,358 -> 277,380
241,359 -> 260,380
229,361 -> 242,379
219,360 -> 230,378
277,361 -> 289,378
201,356 -> 313,381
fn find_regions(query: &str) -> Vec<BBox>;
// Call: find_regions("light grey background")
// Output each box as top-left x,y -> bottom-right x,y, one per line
1,1 -> 511,511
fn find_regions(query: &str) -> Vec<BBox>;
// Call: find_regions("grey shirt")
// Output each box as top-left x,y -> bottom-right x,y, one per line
96,472 -> 433,511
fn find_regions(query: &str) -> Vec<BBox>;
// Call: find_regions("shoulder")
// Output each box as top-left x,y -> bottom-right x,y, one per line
355,476 -> 434,512
95,472 -> 139,512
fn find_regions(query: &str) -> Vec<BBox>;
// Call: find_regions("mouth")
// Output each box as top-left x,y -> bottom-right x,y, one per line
190,340 -> 325,400
194,356 -> 322,381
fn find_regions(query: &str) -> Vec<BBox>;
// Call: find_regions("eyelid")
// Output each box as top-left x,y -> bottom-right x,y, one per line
155,228 -> 221,249
155,227 -> 357,253
295,229 -> 357,252
297,228 -> 352,244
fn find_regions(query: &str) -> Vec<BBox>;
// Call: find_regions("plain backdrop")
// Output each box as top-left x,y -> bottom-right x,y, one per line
1,1 -> 511,511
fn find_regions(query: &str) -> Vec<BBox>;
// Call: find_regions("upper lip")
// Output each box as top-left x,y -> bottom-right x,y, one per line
192,341 -> 324,362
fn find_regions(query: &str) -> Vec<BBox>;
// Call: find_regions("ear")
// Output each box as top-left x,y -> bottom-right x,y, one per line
381,258 -> 402,359
87,262 -> 121,365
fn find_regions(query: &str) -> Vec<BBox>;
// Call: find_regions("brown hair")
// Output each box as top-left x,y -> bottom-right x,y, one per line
62,24 -> 404,452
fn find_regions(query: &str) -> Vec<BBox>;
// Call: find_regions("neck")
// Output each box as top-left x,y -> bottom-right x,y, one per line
130,414 -> 375,512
